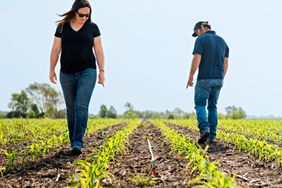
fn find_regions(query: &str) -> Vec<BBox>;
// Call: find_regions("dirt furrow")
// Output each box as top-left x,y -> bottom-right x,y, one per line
101,122 -> 193,188
0,122 -> 127,188
166,123 -> 282,187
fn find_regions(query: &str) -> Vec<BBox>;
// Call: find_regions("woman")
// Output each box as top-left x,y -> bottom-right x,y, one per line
49,0 -> 105,155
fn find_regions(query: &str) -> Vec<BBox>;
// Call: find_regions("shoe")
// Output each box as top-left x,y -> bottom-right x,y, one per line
71,146 -> 82,156
198,131 -> 210,144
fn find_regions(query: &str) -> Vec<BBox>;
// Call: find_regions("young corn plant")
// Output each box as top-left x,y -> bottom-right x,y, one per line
4,149 -> 17,171
0,167 -> 4,177
20,148 -> 29,165
127,175 -> 157,186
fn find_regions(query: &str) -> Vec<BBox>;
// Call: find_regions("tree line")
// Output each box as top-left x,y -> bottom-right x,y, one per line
4,83 -> 64,118
97,103 -> 246,120
0,83 -> 247,119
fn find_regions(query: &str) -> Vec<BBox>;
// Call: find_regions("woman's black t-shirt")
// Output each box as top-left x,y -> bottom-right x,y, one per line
55,21 -> 101,74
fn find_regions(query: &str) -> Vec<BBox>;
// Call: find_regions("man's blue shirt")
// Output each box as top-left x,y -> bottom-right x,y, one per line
193,31 -> 229,80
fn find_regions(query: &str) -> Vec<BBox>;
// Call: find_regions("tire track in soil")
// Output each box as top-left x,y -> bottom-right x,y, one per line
166,123 -> 282,187
101,123 -> 193,188
0,122 -> 127,188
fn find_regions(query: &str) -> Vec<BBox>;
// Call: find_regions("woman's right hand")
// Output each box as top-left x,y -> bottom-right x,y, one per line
49,37 -> 61,84
49,70 -> 57,84
98,71 -> 105,87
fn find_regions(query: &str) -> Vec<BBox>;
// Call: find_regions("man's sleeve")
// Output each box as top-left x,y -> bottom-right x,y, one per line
192,38 -> 203,55
225,44 -> 229,58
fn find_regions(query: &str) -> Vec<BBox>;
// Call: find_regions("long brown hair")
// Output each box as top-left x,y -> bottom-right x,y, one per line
56,0 -> 92,32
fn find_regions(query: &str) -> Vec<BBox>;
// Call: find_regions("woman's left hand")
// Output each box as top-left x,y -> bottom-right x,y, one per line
98,71 -> 105,87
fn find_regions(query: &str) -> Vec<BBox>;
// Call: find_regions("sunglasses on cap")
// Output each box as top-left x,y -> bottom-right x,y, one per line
76,11 -> 90,18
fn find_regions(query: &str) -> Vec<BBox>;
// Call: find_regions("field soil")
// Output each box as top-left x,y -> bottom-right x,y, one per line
166,123 -> 282,187
2,121 -> 282,188
0,122 -> 126,188
101,122 -> 194,188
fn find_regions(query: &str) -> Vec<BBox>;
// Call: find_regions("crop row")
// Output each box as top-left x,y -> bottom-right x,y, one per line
0,119 -> 125,175
151,120 -> 236,188
71,120 -> 140,188
219,120 -> 282,145
167,120 -> 282,166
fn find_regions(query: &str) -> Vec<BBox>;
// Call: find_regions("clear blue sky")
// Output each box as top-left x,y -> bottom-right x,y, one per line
0,0 -> 281,116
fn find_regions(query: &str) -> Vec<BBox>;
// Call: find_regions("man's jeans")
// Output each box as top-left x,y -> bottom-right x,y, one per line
194,79 -> 223,141
60,68 -> 96,148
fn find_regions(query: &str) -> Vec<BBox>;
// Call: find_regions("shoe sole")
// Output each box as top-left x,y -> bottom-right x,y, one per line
198,132 -> 210,144
71,147 -> 82,156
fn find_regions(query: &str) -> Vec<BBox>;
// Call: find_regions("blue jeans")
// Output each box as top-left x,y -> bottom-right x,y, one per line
60,68 -> 97,148
194,79 -> 223,141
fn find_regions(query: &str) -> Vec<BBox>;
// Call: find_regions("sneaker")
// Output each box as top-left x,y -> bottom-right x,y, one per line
198,131 -> 210,144
71,146 -> 82,156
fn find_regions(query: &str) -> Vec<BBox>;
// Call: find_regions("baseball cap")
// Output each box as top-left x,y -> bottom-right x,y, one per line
192,21 -> 210,37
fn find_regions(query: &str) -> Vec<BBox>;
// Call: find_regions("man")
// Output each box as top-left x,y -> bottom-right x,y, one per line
186,21 -> 229,144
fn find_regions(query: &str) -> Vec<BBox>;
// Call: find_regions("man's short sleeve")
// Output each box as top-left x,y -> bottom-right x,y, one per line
55,24 -> 62,38
225,45 -> 229,58
91,23 -> 101,38
192,38 -> 203,55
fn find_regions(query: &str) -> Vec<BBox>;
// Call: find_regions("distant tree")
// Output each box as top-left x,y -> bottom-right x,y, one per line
25,83 -> 63,118
225,106 -> 235,115
27,104 -> 40,118
27,111 -> 36,118
30,104 -> 40,115
106,106 -> 117,118
164,110 -> 174,119
45,103 -> 58,118
6,111 -> 21,118
138,111 -> 154,119
237,107 -> 245,119
88,113 -> 96,119
28,104 -> 40,118
173,107 -> 185,117
124,110 -> 138,119
137,111 -> 170,119
225,106 -> 246,119
56,109 -> 66,119
0,112 -> 8,119
183,112 -> 197,119
168,114 -> 175,119
98,104 -> 108,118
218,113 -> 226,120
125,102 -> 134,112
124,102 -> 138,119
8,90 -> 30,118
156,112 -> 166,119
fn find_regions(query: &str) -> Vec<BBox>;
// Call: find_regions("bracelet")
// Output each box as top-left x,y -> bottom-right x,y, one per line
99,70 -> 105,72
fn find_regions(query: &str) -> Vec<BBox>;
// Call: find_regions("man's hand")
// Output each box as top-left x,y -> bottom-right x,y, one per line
186,76 -> 194,88
186,54 -> 201,89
